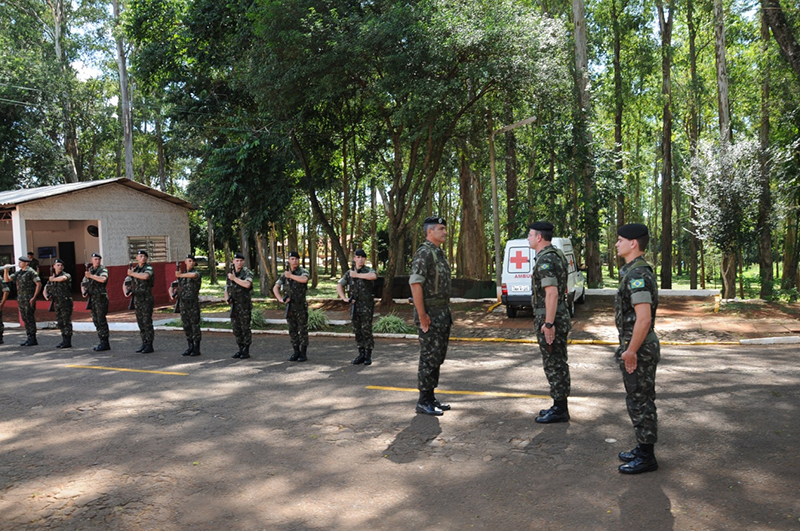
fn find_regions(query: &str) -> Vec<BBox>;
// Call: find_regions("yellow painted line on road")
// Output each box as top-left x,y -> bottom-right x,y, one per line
66,365 -> 189,376
366,385 -> 587,401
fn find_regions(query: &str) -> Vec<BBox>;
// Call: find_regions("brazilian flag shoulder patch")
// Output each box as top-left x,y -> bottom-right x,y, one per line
540,263 -> 550,270
630,278 -> 645,289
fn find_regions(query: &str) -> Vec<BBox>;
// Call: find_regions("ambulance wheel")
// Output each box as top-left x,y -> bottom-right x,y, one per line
568,296 -> 576,318
506,305 -> 517,318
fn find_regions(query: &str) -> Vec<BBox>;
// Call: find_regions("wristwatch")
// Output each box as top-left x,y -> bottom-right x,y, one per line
544,322 -> 554,329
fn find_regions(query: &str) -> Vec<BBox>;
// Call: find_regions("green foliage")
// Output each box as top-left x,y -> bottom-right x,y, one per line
307,308 -> 330,331
373,312 -> 416,334
251,307 -> 267,328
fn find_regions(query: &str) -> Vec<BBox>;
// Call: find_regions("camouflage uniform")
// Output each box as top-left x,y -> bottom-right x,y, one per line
132,263 -> 155,344
0,281 -> 9,341
49,272 -> 73,339
338,266 -> 375,350
10,267 -> 40,339
616,255 -> 660,445
410,241 -> 452,392
179,270 -> 202,344
229,267 -> 254,347
531,244 -> 572,401
86,264 -> 110,341
276,267 -> 310,348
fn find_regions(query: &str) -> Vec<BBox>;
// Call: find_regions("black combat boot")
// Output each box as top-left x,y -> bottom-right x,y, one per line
232,344 -> 244,358
535,399 -> 569,424
190,341 -> 201,356
363,349 -> 373,366
182,340 -> 194,356
93,339 -> 111,351
0,332 -> 3,344
20,335 -> 38,346
415,390 -> 443,416
141,342 -> 154,353
55,335 -> 65,348
135,342 -> 146,352
296,344 -> 308,362
432,393 -> 450,411
287,345 -> 300,361
238,344 -> 250,359
618,444 -> 658,474
352,348 -> 366,365
57,334 -> 72,349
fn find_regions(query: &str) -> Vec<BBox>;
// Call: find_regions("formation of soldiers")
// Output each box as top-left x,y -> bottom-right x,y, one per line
0,219 -> 660,475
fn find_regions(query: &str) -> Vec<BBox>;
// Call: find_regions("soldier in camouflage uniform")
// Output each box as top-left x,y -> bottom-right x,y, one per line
227,252 -> 254,359
614,223 -> 660,474
45,259 -> 73,348
174,254 -> 202,356
528,221 -> 572,423
0,277 -> 9,344
85,253 -> 111,351
409,216 -> 452,416
5,256 -> 42,346
336,249 -> 378,365
128,250 -> 155,353
27,252 -> 40,274
273,251 -> 310,362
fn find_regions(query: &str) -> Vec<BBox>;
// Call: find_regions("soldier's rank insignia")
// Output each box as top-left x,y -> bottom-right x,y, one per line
630,278 -> 645,289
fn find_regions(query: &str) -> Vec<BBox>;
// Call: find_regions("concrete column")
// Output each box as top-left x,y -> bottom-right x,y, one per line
11,210 -> 27,262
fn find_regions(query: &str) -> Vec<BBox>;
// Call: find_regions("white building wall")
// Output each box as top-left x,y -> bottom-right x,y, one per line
16,183 -> 191,266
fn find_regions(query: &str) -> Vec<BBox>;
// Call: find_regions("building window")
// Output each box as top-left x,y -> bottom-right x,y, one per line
127,236 -> 169,262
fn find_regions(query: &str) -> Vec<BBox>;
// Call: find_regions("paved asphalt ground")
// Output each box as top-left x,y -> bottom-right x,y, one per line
1,328 -> 798,530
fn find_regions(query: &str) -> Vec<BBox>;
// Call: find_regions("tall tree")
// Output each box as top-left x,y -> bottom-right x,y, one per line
758,12 -> 774,299
112,0 -> 134,181
657,0 -> 675,289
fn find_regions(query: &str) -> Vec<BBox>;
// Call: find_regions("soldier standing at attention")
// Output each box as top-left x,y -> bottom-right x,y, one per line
85,253 -> 110,351
273,251 -> 310,362
336,249 -> 378,365
528,221 -> 572,424
174,254 -> 202,357
128,250 -> 155,353
615,223 -> 660,474
46,259 -> 73,348
0,276 -> 10,344
409,216 -> 452,416
227,252 -> 254,359
5,255 -> 41,346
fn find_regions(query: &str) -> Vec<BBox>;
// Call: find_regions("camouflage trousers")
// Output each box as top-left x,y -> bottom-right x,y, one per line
54,297 -> 73,337
180,299 -> 201,343
617,338 -> 660,445
287,303 -> 308,348
18,294 -> 37,338
134,293 -> 155,343
416,307 -> 452,392
534,317 -> 571,401
90,295 -> 109,340
231,299 -> 252,346
351,302 -> 374,349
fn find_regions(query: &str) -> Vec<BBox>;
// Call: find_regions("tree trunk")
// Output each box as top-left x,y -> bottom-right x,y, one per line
688,0 -> 700,289
113,0 -> 134,182
341,137 -> 350,257
269,224 -> 278,279
255,232 -> 270,296
155,114 -> 167,192
761,0 -> 800,78
758,11 -> 774,300
572,0 -> 602,288
456,144 -> 488,280
206,211 -> 218,285
503,105 -> 519,239
370,176 -> 377,269
657,0 -> 674,289
240,222 -> 250,269
721,252 -> 737,299
782,193 -> 799,294
612,0 -> 625,273
308,221 -> 319,288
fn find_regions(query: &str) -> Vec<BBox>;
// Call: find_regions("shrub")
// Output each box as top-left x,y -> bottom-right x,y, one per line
373,312 -> 416,334
307,308 -> 330,331
251,308 -> 267,328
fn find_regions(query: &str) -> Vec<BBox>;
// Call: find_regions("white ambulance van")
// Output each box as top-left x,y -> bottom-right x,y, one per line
500,238 -> 586,318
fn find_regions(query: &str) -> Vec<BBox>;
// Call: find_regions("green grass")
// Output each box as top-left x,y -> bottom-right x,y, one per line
195,263 -> 342,299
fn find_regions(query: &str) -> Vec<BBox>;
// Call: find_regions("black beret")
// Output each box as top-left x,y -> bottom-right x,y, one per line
53,259 -> 64,265
18,256 -> 30,262
618,223 -> 649,240
423,216 -> 446,226
233,252 -> 245,260
354,249 -> 367,257
91,252 -> 101,258
530,221 -> 554,232
27,252 -> 34,256
186,254 -> 196,260
288,251 -> 300,259
137,249 -> 149,257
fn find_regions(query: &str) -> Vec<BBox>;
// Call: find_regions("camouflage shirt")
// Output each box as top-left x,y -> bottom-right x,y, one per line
178,270 -> 202,302
338,266 -> 375,306
86,265 -> 109,297
228,266 -> 254,305
531,244 -> 568,311
275,267 -> 310,303
409,240 -> 451,305
132,263 -> 155,296
48,272 -> 73,301
10,267 -> 40,298
615,255 -> 658,341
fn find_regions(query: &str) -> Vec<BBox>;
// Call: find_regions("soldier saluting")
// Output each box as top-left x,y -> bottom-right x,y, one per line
336,249 -> 378,365
84,253 -> 110,351
5,255 -> 41,346
409,216 -> 452,416
45,259 -> 73,348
